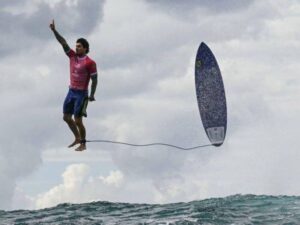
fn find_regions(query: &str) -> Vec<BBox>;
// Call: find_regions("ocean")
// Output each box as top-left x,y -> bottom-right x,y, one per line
1,194 -> 300,224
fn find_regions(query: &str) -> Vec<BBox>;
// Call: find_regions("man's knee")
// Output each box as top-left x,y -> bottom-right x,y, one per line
63,114 -> 72,123
74,117 -> 83,127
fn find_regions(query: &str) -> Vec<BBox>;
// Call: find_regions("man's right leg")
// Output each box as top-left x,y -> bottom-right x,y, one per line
63,114 -> 80,147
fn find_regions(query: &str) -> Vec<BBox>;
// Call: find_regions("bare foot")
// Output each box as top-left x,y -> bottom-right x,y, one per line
68,139 -> 80,148
75,144 -> 86,151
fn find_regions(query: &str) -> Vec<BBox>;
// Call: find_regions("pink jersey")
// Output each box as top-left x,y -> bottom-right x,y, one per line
66,49 -> 97,91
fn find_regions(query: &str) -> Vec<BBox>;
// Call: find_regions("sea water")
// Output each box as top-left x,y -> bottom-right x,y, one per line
1,195 -> 300,224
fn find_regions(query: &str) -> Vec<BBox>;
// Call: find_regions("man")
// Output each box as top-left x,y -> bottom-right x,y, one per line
49,19 -> 98,151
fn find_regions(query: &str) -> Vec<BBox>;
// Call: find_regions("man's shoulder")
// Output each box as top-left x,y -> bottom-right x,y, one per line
86,55 -> 96,65
66,49 -> 76,58
85,55 -> 97,73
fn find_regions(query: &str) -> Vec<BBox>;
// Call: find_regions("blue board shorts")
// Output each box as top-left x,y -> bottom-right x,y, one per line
63,88 -> 88,117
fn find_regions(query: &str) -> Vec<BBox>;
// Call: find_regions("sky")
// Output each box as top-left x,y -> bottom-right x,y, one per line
0,0 -> 299,210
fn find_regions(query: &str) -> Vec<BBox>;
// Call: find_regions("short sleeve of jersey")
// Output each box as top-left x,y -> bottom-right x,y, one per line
87,61 -> 97,77
65,49 -> 76,58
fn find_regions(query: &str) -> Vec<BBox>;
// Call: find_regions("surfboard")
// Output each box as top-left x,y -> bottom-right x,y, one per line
195,42 -> 227,146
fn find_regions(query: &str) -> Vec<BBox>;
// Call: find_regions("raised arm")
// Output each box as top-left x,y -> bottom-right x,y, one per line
49,20 -> 70,53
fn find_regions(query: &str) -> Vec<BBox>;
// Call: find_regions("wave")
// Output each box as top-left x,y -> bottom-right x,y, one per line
1,194 -> 300,224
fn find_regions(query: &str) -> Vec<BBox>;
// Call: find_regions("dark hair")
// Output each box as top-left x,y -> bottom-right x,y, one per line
76,38 -> 89,54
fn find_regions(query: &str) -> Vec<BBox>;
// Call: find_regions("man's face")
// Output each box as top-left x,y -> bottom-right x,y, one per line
76,42 -> 86,55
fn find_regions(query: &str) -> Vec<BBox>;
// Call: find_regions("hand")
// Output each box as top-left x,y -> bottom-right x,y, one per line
49,19 -> 55,31
89,96 -> 95,101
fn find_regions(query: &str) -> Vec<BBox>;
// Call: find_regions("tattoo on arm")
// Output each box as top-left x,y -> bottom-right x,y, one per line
90,76 -> 98,97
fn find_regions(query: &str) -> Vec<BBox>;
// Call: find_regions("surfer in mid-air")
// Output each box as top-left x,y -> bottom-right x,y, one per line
49,19 -> 98,151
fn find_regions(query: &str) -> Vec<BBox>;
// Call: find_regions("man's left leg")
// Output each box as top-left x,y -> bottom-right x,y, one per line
74,116 -> 86,151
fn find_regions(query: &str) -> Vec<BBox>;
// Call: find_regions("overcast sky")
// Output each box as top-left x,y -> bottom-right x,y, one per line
0,0 -> 299,210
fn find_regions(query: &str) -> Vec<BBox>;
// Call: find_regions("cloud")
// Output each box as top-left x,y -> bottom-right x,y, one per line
35,163 -> 89,208
0,141 -> 42,209
12,187 -> 35,210
0,0 -> 105,57
99,170 -> 124,187
35,164 -> 125,209
146,0 -> 255,15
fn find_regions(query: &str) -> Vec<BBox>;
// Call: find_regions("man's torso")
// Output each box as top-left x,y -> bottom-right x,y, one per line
67,49 -> 97,90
